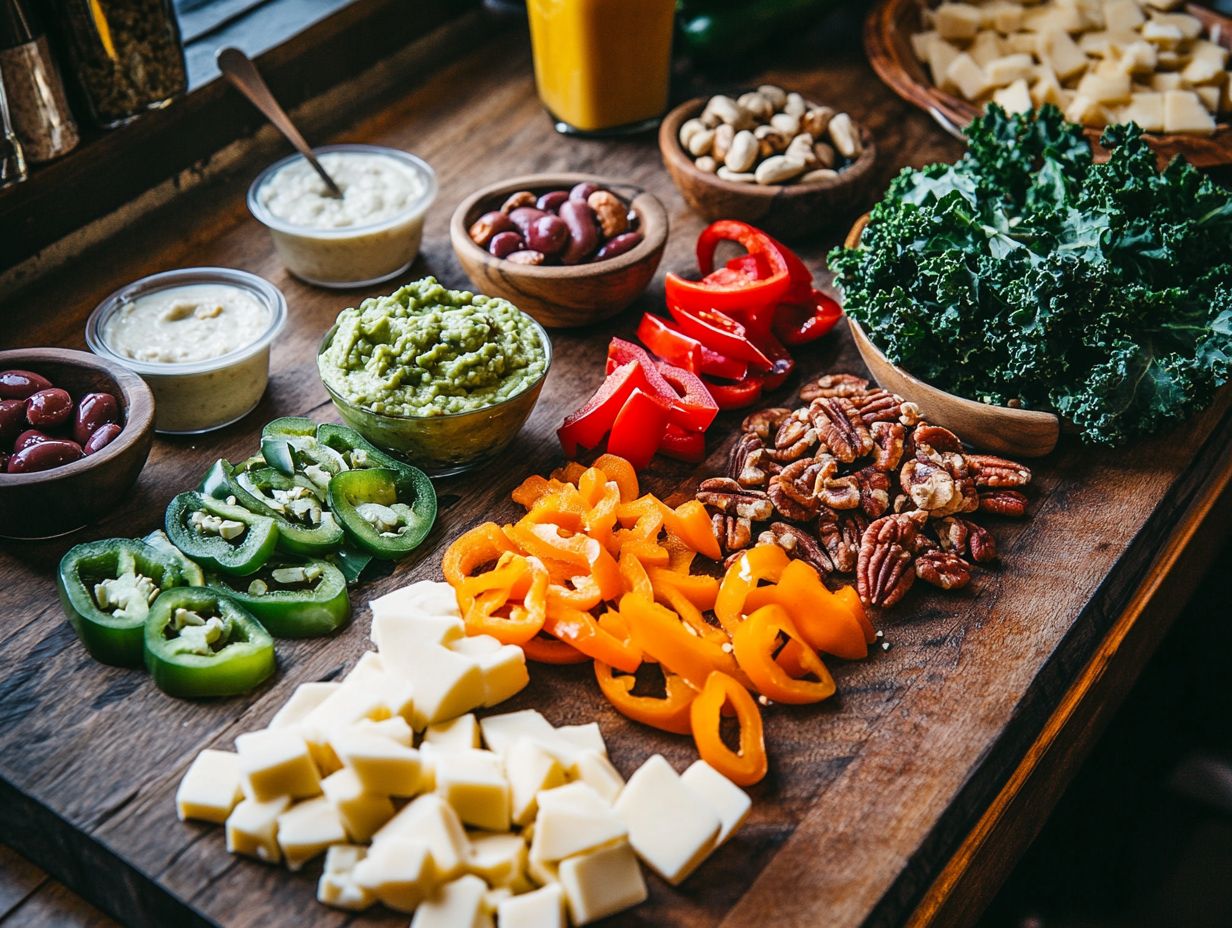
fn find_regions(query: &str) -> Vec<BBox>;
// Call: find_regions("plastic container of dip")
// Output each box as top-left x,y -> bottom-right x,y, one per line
247,144 -> 437,289
86,267 -> 286,435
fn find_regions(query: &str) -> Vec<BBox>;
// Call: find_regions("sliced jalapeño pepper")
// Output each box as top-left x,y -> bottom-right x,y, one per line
227,467 -> 345,556
198,459 -> 234,499
328,466 -> 436,559
165,491 -> 279,576
315,422 -> 416,476
331,546 -> 375,584
261,418 -> 349,483
207,556 -> 351,638
142,529 -> 205,586
143,587 -> 275,699
58,538 -> 186,666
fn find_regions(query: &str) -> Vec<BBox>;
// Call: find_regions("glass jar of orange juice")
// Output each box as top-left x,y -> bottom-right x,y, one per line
527,0 -> 675,136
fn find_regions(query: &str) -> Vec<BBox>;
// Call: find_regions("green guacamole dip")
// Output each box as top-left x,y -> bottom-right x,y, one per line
318,278 -> 548,417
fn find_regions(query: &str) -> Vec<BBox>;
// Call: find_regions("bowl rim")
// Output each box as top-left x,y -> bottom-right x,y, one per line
449,172 -> 668,280
85,267 -> 288,376
658,95 -> 879,198
316,309 -> 554,424
0,347 -> 155,484
246,143 -> 439,238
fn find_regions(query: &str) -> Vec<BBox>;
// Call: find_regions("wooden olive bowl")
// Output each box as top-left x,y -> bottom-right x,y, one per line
450,173 -> 668,329
864,0 -> 1232,167
0,348 -> 155,539
842,215 -> 1060,458
658,96 -> 879,240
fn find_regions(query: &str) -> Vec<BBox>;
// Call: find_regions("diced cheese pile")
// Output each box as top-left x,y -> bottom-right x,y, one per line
175,580 -> 751,926
912,0 -> 1227,133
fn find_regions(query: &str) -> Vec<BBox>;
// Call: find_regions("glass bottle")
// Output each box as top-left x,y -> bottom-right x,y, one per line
0,67 -> 28,187
45,0 -> 187,129
0,0 -> 78,161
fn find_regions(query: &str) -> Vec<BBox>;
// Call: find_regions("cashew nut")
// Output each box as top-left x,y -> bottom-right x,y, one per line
814,141 -> 837,168
687,127 -> 715,157
802,106 -> 835,138
784,92 -> 807,116
755,155 -> 805,185
737,91 -> 774,121
694,155 -> 718,173
717,166 -> 756,183
725,130 -> 758,173
770,112 -> 801,135
828,112 -> 862,158
757,84 -> 788,110
712,123 -> 735,163
801,168 -> 839,183
678,117 -> 707,150
785,132 -> 817,167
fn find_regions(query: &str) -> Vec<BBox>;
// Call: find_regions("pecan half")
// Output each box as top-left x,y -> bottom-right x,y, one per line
915,550 -> 972,590
856,466 -> 892,518
774,408 -> 812,449
768,476 -> 820,520
818,474 -> 862,510
809,396 -> 873,463
765,424 -> 819,463
899,401 -> 921,426
934,517 -> 997,563
913,423 -> 963,454
799,373 -> 869,402
979,489 -> 1029,517
900,453 -> 969,517
776,456 -> 836,506
857,512 -> 927,607
758,522 -> 835,574
853,389 -> 905,426
712,512 -> 754,553
696,478 -> 774,521
817,509 -> 867,573
741,407 -> 792,440
965,454 -> 1032,488
727,432 -> 770,488
870,421 -> 905,472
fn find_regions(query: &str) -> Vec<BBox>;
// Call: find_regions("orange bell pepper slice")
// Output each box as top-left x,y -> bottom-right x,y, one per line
511,474 -> 568,510
593,453 -> 639,502
522,632 -> 590,664
546,575 -> 604,612
690,671 -> 768,786
543,600 -> 642,673
663,535 -> 698,574
648,568 -> 719,611
550,462 -> 587,485
835,584 -> 876,643
578,469 -> 621,551
619,593 -> 739,691
662,499 -> 722,561
618,538 -> 670,567
732,604 -> 836,704
595,661 -> 695,734
508,520 -> 623,600
462,556 -> 549,646
619,549 -> 655,600
742,560 -> 868,660
714,544 -> 790,634
442,522 -> 517,588
656,583 -> 730,649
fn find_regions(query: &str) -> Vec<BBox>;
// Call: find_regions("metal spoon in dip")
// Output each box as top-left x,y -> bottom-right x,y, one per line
217,46 -> 344,199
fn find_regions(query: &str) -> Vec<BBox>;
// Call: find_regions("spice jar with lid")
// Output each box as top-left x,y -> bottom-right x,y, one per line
0,0 -> 78,161
46,0 -> 186,129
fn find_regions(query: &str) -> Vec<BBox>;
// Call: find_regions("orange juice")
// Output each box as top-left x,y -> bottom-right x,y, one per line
527,0 -> 675,134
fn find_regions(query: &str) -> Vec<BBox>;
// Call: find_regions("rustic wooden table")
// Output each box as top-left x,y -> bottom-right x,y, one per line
2,15 -> 1230,928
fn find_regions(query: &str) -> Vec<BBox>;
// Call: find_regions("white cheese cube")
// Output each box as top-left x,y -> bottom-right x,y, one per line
1038,29 -> 1090,79
613,755 -> 720,885
411,874 -> 490,928
479,709 -> 556,755
176,749 -> 242,824
934,3 -> 982,40
321,768 -> 396,842
970,31 -> 1006,67
1120,40 -> 1160,74
927,36 -> 963,91
434,749 -> 511,831
268,682 -> 339,729
558,841 -> 647,926
1032,66 -> 1068,106
1066,93 -> 1114,124
1151,12 -> 1203,40
1182,40 -> 1230,85
332,731 -> 423,796
681,760 -> 751,847
235,729 -> 321,802
391,643 -> 484,730
985,2 -> 1023,33
498,884 -> 566,928
1004,31 -> 1039,55
276,797 -> 347,871
532,782 -> 627,862
506,738 -> 566,826
1164,89 -> 1217,133
993,78 -> 1034,113
911,28 -> 938,61
373,793 -> 470,881
1121,90 -> 1166,130
458,640 -> 528,707
424,713 -> 481,750
343,650 -> 386,687
1077,68 -> 1132,103
370,580 -> 461,633
350,715 -> 414,746
353,836 -> 433,912
1151,70 -> 1185,91
1195,82 -> 1223,113
317,844 -> 375,911
1103,0 -> 1145,32
298,682 -> 392,773
946,52 -> 993,100
574,750 -> 625,804
226,795 -> 290,863
1142,19 -> 1184,47
1022,3 -> 1085,33
554,723 -> 607,755
466,831 -> 527,887
985,53 -> 1036,86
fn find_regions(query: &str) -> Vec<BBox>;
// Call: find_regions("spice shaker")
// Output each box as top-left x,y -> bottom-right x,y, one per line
0,0 -> 78,162
45,0 -> 187,128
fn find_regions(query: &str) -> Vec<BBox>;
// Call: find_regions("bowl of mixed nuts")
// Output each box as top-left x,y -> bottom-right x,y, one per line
450,173 -> 668,328
659,86 -> 878,238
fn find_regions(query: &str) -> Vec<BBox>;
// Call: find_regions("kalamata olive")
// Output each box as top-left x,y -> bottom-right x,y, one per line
506,250 -> 546,266
25,388 -> 74,429
559,200 -> 600,265
489,231 -> 525,258
83,422 -> 122,455
569,182 -> 601,202
536,190 -> 569,213
596,232 -> 644,260
468,211 -> 516,248
527,215 -> 569,256
626,210 -> 640,231
0,369 -> 52,400
72,392 -> 119,445
7,439 -> 84,473
14,429 -> 55,452
507,207 -> 547,236
0,399 -> 25,442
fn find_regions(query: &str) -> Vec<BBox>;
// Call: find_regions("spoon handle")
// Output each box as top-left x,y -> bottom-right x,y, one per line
216,47 -> 344,199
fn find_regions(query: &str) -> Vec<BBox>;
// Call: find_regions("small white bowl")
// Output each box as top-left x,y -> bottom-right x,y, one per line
247,144 -> 437,289
86,267 -> 287,435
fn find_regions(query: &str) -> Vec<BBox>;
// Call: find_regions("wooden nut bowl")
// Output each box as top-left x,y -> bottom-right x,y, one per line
450,173 -> 668,329
658,96 -> 879,239
864,0 -> 1232,167
842,216 -> 1060,458
0,348 -> 155,539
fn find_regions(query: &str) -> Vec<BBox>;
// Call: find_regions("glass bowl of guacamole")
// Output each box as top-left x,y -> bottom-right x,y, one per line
317,277 -> 552,476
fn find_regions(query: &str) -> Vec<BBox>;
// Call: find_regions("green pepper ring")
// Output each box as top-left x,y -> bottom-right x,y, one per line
328,466 -> 437,559
207,556 -> 351,638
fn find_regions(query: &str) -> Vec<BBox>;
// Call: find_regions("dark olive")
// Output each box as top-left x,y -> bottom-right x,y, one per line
489,231 -> 525,258
72,392 -> 119,446
7,439 -> 84,473
0,369 -> 52,400
526,215 -> 569,256
26,388 -> 74,429
507,207 -> 547,236
83,422 -> 123,455
0,399 -> 25,443
559,200 -> 600,265
569,182 -> 600,202
536,190 -> 569,213
14,429 -> 55,452
596,232 -> 644,260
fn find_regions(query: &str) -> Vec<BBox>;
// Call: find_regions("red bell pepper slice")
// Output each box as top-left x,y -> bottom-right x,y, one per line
666,302 -> 773,370
750,330 -> 795,391
772,289 -> 843,345
699,221 -> 815,304
606,388 -> 670,469
658,424 -> 706,463
636,314 -> 703,373
702,373 -> 764,409
665,267 -> 789,317
654,360 -> 718,432
557,361 -> 647,456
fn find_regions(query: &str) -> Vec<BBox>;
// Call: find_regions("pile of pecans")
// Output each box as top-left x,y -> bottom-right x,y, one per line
695,373 -> 1032,609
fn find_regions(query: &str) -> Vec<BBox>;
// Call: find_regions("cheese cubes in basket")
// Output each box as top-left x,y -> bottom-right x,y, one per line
174,580 -> 752,926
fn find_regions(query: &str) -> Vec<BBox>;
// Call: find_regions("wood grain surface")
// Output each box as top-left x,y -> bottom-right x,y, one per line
1,18 -> 1230,928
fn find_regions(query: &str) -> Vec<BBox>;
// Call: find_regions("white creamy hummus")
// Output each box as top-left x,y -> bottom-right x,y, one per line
102,283 -> 270,365
258,151 -> 427,229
